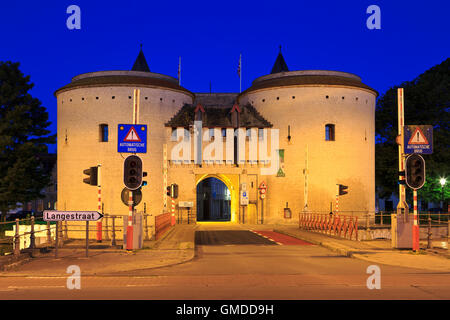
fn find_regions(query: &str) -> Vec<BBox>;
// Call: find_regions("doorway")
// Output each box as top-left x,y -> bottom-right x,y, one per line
197,177 -> 231,221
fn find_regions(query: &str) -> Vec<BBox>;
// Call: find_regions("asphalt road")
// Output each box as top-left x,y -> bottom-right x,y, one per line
0,229 -> 449,300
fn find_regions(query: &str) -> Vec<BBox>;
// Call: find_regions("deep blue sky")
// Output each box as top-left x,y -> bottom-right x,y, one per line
0,1 -> 449,153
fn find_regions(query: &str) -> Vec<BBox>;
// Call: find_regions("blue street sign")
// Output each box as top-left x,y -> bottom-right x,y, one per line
404,125 -> 432,154
118,124 -> 147,153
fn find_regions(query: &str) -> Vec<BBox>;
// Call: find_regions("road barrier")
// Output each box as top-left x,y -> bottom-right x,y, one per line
155,212 -> 173,240
299,213 -> 358,241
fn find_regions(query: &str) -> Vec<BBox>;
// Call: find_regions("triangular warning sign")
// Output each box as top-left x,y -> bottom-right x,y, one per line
124,126 -> 141,142
276,168 -> 285,177
259,181 -> 267,189
408,127 -> 428,145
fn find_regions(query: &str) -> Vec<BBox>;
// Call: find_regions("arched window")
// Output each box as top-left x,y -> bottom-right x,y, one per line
99,124 -> 108,142
325,124 -> 335,141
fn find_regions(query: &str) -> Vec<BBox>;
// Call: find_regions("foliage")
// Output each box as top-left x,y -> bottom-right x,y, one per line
0,61 -> 56,221
375,58 -> 450,204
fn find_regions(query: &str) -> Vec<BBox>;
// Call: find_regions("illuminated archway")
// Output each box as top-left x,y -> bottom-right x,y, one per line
196,177 -> 231,221
195,174 -> 238,223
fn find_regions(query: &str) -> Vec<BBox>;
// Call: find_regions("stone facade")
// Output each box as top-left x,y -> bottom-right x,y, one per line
55,52 -> 377,236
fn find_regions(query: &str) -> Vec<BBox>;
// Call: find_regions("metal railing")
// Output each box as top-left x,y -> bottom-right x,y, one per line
0,213 -> 157,257
299,212 -> 358,240
0,216 -> 57,256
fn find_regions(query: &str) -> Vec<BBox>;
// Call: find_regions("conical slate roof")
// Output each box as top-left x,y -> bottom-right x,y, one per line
132,46 -> 150,72
270,46 -> 289,74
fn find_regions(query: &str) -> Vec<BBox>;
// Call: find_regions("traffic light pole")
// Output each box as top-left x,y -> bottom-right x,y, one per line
127,190 -> 134,251
171,197 -> 176,226
413,189 -> 420,251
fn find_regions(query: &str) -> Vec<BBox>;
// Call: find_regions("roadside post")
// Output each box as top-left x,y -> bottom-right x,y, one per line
240,183 -> 249,224
127,191 -> 134,251
14,218 -> 20,256
111,215 -> 116,246
259,181 -> 267,224
46,221 -> 51,245
55,221 -> 59,259
86,221 -> 89,257
43,210 -> 104,258
29,216 -> 36,249
97,164 -> 102,243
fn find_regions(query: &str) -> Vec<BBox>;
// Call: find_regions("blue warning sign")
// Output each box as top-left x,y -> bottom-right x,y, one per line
404,125 -> 432,154
118,124 -> 147,153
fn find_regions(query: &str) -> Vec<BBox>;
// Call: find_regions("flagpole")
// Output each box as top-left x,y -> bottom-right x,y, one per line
239,53 -> 242,93
178,56 -> 181,86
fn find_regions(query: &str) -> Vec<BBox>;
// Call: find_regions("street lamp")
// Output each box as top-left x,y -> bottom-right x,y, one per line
439,177 -> 446,210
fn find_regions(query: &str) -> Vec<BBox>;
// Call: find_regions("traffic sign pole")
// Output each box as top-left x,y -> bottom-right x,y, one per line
413,189 -> 420,251
127,191 -> 134,251
86,220 -> 89,257
96,165 -> 102,242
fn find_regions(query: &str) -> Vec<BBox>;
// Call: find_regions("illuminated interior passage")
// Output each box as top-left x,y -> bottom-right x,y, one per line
197,177 -> 231,221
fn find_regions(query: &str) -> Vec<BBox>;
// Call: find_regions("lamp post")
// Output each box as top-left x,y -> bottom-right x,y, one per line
439,178 -> 446,210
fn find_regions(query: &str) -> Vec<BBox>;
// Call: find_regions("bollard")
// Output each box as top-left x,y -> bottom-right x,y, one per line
144,214 -> 150,241
427,215 -> 432,249
46,221 -> 52,245
29,216 -> 36,249
14,219 -> 20,256
111,216 -> 116,246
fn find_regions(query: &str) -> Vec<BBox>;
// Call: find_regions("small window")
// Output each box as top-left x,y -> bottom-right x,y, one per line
184,127 -> 190,141
258,128 -> 264,140
100,124 -> 108,142
221,128 -> 226,137
171,127 -> 177,141
325,124 -> 335,141
246,128 -> 251,140
209,128 -> 215,140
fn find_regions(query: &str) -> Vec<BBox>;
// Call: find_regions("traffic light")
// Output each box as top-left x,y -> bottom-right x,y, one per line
172,184 -> 178,199
338,184 -> 348,196
166,184 -> 178,198
406,154 -> 425,189
142,172 -> 148,187
83,166 -> 98,186
123,155 -> 143,190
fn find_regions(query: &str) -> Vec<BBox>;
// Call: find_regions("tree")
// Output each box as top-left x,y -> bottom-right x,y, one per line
376,58 -> 450,206
0,61 -> 56,221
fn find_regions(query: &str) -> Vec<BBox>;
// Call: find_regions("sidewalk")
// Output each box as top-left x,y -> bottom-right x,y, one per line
0,224 -> 198,276
273,225 -> 450,272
